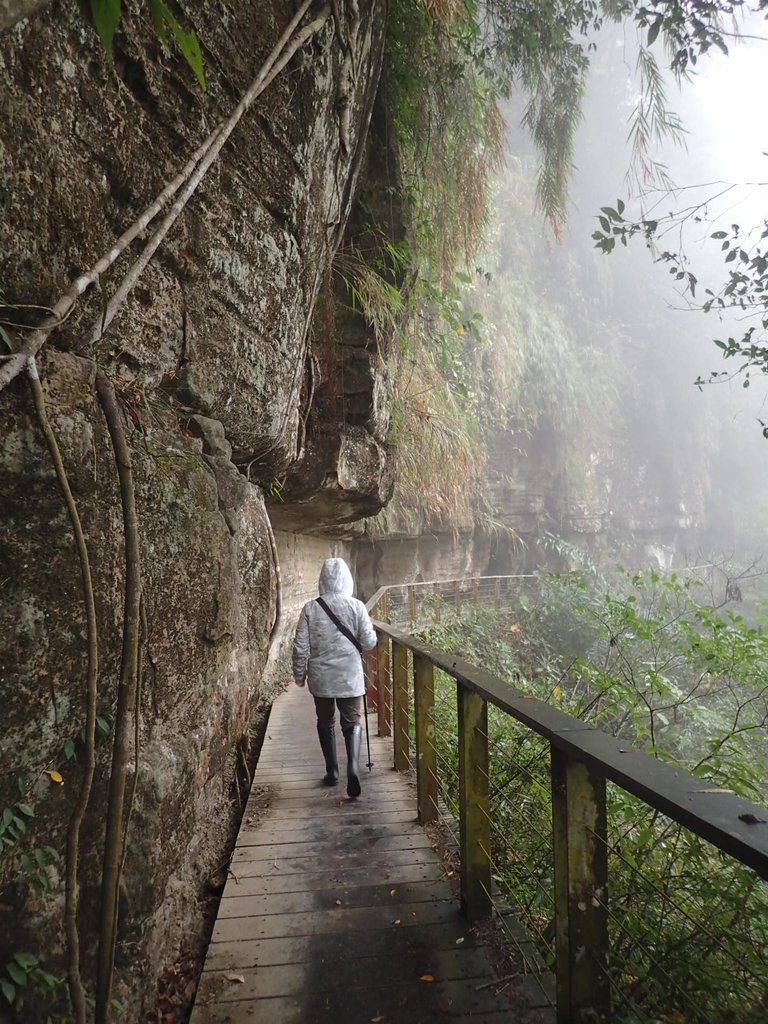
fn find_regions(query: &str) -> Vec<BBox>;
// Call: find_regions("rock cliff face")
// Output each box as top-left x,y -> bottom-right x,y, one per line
0,0 -> 390,1016
352,406 -> 710,598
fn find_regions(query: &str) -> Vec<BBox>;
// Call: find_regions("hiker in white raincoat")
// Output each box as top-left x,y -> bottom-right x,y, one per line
292,557 -> 377,798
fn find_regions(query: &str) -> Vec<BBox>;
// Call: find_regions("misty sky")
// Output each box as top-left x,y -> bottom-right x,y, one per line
510,13 -> 768,557
570,17 -> 768,417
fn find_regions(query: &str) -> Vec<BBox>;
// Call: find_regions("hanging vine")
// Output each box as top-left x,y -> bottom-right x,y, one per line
92,371 -> 142,1024
26,357 -> 98,1024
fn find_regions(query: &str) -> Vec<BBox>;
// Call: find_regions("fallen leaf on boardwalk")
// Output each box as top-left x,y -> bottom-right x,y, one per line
389,889 -> 396,897
419,974 -> 434,983
371,1017 -> 385,1022
392,919 -> 401,926
335,899 -> 342,905
45,770 -> 63,784
225,974 -> 244,984
455,937 -> 464,945
436,997 -> 452,1013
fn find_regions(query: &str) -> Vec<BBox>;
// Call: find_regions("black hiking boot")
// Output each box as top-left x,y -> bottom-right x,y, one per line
344,724 -> 362,798
317,724 -> 339,786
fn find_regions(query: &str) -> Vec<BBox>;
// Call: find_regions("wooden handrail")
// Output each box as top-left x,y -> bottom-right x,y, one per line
365,575 -> 768,1024
374,617 -> 768,879
362,573 -> 768,1019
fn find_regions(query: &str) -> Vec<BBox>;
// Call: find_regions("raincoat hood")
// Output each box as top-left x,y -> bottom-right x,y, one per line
318,557 -> 354,597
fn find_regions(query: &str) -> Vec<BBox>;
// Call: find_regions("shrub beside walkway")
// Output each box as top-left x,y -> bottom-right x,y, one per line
189,685 -> 548,1023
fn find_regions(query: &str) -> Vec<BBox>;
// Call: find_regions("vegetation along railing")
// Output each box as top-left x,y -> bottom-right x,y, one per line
364,577 -> 768,1024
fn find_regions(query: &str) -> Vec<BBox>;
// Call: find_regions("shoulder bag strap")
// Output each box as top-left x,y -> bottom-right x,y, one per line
316,597 -> 363,654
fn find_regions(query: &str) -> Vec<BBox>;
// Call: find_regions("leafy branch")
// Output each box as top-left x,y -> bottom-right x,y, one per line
1,953 -> 63,1018
592,194 -> 768,385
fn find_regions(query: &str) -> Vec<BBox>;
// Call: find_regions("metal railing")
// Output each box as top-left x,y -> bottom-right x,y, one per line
364,577 -> 768,1024
367,574 -> 536,628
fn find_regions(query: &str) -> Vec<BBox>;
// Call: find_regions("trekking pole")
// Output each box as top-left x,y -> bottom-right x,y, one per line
363,690 -> 373,771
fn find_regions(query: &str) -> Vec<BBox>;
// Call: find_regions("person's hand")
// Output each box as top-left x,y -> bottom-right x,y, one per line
294,676 -> 306,688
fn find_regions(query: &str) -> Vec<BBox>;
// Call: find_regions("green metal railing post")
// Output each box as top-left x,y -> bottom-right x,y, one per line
458,684 -> 492,920
413,654 -> 438,824
377,634 -> 391,737
392,641 -> 410,771
551,747 -> 610,1024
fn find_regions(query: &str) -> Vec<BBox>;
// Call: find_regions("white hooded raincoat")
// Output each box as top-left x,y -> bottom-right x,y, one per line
292,558 -> 378,698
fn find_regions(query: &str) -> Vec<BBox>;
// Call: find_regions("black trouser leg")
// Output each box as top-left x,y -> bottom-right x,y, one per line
317,724 -> 339,786
344,724 -> 362,798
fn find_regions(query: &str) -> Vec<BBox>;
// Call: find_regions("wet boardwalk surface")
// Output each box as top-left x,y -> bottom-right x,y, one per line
190,686 -> 541,1023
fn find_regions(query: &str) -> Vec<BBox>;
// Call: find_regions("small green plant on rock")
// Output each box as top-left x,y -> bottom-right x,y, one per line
0,952 -> 64,1021
0,780 -> 68,1021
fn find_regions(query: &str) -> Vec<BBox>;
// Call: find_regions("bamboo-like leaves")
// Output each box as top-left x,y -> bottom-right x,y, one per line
90,0 -> 121,56
90,0 -> 205,91
148,0 -> 206,91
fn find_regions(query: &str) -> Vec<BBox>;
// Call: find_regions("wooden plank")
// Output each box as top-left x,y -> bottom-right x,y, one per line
243,790 -> 409,808
244,781 -> 404,798
245,800 -> 416,820
218,879 -> 453,918
204,919 -> 484,971
197,946 -> 500,1000
238,809 -> 417,835
194,1005 -> 522,1024
209,899 -> 465,944
237,819 -> 423,846
244,795 -> 414,816
220,861 -> 445,898
192,975 -> 513,1024
525,971 -> 557,1009
262,790 -> 412,806
229,847 -> 443,879
251,777 -> 411,798
247,771 -> 391,788
231,833 -> 433,864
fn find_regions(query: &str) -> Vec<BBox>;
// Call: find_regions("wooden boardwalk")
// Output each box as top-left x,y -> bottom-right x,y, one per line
190,685 -> 541,1023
